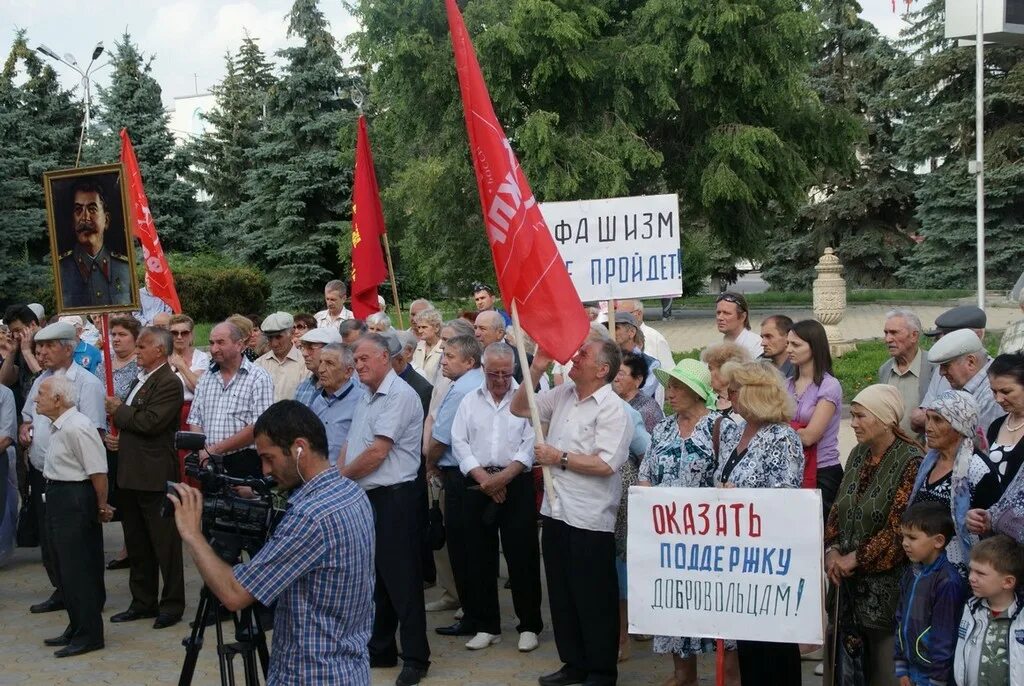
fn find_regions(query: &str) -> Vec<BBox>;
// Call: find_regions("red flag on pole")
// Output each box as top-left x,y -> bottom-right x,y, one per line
119,129 -> 181,313
445,0 -> 589,364
350,115 -> 389,320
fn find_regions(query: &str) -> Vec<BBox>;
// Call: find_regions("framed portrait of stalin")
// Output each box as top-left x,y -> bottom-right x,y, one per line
44,163 -> 140,314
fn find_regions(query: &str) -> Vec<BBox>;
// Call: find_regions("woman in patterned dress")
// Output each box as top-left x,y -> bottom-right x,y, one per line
638,358 -> 740,686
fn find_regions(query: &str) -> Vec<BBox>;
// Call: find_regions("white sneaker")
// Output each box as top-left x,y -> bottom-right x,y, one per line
465,632 -> 501,650
518,631 -> 539,652
425,595 -> 459,612
814,663 -> 824,676
453,607 -> 464,620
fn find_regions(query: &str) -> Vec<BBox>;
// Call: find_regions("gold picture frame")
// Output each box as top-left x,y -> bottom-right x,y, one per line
44,163 -> 140,315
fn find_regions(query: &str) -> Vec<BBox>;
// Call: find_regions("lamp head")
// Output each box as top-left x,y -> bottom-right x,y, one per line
91,42 -> 104,61
36,44 -> 60,61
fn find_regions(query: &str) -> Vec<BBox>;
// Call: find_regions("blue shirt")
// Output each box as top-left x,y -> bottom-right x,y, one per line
234,469 -> 375,686
73,340 -> 103,376
294,377 -> 319,408
310,380 -> 364,466
432,368 -> 485,468
346,370 -> 423,490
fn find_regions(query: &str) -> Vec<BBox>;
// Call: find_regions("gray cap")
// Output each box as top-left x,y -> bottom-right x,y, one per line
379,330 -> 404,357
299,327 -> 341,345
260,312 -> 294,333
396,330 -> 419,353
28,303 -> 45,321
612,312 -> 639,328
35,321 -> 76,342
927,328 -> 985,364
925,305 -> 986,337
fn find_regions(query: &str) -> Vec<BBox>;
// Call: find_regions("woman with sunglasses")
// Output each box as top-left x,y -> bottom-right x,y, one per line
290,313 -> 316,346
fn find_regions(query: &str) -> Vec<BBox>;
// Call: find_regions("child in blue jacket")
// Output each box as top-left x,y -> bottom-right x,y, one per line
895,502 -> 969,686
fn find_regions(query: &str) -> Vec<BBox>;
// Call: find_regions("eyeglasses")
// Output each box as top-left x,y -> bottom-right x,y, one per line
294,324 -> 309,331
170,330 -> 191,337
716,293 -> 748,312
485,370 -> 514,379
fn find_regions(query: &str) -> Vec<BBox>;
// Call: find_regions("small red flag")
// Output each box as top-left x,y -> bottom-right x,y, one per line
119,129 -> 181,313
445,0 -> 589,364
349,115 -> 389,320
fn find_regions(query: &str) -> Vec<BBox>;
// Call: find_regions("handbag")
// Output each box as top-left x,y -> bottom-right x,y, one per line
427,484 -> 446,551
16,495 -> 38,548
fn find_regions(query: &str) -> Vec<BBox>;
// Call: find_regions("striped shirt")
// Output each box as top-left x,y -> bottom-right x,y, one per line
186,356 -> 273,454
234,468 -> 375,685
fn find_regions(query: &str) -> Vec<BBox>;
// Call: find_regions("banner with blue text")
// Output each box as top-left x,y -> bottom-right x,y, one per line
627,486 -> 824,644
539,194 -> 681,302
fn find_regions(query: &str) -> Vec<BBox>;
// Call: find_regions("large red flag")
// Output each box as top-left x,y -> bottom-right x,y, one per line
350,115 -> 389,320
445,0 -> 589,364
120,129 -> 181,313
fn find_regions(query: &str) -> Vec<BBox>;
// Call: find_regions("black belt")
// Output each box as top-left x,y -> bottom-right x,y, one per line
369,480 -> 417,492
45,478 -> 91,485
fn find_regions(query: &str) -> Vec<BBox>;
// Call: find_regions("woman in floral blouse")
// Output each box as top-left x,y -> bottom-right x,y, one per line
715,360 -> 804,686
639,358 -> 740,686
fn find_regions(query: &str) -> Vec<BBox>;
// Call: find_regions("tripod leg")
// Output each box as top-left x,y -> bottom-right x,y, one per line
214,611 -> 235,686
179,587 -> 215,686
251,606 -> 271,677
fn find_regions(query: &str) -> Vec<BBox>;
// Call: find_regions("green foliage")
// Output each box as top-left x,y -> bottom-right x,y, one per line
166,253 -> 271,321
894,0 -> 1024,289
92,33 -> 205,252
0,30 -> 81,306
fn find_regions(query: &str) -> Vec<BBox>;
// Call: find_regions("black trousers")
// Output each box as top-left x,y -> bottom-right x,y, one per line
441,467 -> 474,629
541,516 -> 618,685
46,480 -> 105,647
29,465 -> 61,601
464,471 -> 542,635
367,481 -> 430,669
817,464 -> 844,520
120,489 -> 186,617
737,640 -> 802,686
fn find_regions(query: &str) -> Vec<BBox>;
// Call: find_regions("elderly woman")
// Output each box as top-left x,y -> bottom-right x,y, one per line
701,342 -> 750,415
909,390 -> 999,577
412,308 -> 444,384
715,360 -> 804,685
639,359 -> 740,686
824,385 -> 924,686
367,311 -> 392,333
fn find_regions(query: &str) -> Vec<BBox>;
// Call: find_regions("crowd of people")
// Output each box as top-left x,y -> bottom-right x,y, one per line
0,285 -> 1023,686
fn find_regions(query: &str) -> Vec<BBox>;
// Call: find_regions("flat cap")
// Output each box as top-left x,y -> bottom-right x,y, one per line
927,328 -> 985,364
35,321 -> 76,342
260,312 -> 294,333
299,327 -> 341,345
58,315 -> 84,328
925,305 -> 986,337
379,330 -> 404,357
613,312 -> 639,328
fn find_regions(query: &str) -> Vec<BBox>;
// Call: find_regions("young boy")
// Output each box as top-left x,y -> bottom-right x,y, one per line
953,535 -> 1024,686
895,502 -> 969,686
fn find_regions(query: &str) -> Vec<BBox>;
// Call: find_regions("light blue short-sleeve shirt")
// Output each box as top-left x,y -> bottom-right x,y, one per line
431,368 -> 485,468
346,370 -> 424,490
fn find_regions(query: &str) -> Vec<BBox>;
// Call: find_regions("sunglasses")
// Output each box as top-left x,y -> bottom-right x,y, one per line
170,330 -> 191,337
716,293 -> 748,311
473,283 -> 495,294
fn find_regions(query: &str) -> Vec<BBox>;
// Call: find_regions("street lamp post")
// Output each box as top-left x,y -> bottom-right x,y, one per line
36,41 -> 105,166
974,0 -> 986,311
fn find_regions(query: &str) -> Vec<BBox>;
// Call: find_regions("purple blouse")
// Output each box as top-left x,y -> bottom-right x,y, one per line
788,373 -> 842,469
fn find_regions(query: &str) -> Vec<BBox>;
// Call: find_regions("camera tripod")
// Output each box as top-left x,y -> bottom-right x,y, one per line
178,533 -> 270,686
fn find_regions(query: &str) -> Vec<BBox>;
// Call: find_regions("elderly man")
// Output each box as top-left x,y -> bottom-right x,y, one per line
427,335 -> 485,638
311,343 -> 364,466
315,280 -> 354,330
452,342 -> 542,653
388,331 -> 433,418
341,334 -> 430,686
36,374 -> 112,657
20,322 -> 105,614
340,318 -> 368,345
294,327 -> 342,407
611,312 -> 661,400
103,327 -> 186,629
412,308 -> 444,384
256,312 -> 310,402
760,314 -> 795,377
472,283 -> 512,326
877,309 -> 935,436
187,321 -> 274,478
926,329 -> 1004,434
715,291 -> 762,358
512,338 -> 633,686
474,310 -> 533,384
620,299 -> 674,372
916,307 -> 989,431
998,290 -> 1024,354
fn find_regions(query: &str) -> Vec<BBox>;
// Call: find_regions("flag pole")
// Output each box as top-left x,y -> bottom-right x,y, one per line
382,234 -> 403,328
510,300 -> 556,506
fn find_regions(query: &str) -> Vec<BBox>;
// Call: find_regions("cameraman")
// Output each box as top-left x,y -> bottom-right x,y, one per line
167,400 -> 375,684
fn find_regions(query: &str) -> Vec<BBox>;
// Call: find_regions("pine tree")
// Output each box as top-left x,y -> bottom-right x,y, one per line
895,0 -> 1024,289
235,0 -> 356,309
763,0 -> 918,290
92,32 -> 203,252
0,31 -> 82,304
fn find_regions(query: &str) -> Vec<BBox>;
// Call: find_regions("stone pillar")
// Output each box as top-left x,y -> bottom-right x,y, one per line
812,248 -> 856,358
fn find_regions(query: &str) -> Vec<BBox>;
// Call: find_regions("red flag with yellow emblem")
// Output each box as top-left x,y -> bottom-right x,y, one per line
349,115 -> 389,320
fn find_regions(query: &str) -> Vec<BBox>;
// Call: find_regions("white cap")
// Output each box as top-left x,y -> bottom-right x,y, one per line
35,322 -> 76,342
927,328 -> 985,364
260,312 -> 294,333
58,315 -> 85,329
300,328 -> 341,345
28,303 -> 45,321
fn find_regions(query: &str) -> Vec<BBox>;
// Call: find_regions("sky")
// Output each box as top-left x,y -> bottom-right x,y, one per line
1,1 -> 912,107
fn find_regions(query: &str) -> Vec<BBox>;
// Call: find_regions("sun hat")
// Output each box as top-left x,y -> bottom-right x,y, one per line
654,358 -> 717,409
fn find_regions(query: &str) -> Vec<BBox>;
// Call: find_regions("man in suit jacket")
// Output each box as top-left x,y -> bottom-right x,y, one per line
104,327 -> 186,629
877,308 -> 934,437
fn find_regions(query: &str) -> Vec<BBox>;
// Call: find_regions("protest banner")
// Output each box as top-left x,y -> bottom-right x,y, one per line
539,193 -> 682,302
627,486 -> 824,644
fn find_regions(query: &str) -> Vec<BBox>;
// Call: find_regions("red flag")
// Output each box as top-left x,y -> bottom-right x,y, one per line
119,129 -> 181,313
350,115 -> 389,320
445,0 -> 589,364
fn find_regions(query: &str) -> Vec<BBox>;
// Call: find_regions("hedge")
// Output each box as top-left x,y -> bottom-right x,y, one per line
168,254 -> 271,322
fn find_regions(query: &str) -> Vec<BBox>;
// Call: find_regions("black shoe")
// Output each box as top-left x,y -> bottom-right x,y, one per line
43,630 -> 72,647
106,556 -> 130,570
538,666 -> 587,686
370,654 -> 398,668
54,642 -> 104,658
153,614 -> 181,629
395,664 -> 428,686
29,597 -> 65,614
435,620 -> 474,636
110,608 -> 158,623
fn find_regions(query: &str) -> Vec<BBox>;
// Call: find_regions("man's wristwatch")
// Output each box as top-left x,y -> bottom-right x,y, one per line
560,452 -> 569,470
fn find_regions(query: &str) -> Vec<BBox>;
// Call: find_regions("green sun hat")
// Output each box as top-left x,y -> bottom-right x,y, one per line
653,358 -> 717,409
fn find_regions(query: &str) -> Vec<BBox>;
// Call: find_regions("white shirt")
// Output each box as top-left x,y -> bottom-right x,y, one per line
451,382 -> 534,476
535,382 -> 633,532
22,363 -> 106,471
43,407 -> 107,481
174,348 -> 210,402
314,308 -> 353,330
125,362 -> 168,405
640,322 -> 674,370
731,328 -> 764,359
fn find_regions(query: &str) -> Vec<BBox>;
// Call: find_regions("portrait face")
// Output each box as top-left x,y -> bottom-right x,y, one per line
473,314 -> 503,347
255,433 -> 301,491
900,526 -> 944,564
72,188 -> 110,253
34,378 -> 62,420
924,410 -> 962,453
760,322 -> 787,358
849,403 -> 889,446
613,364 -> 640,399
209,324 -> 243,366
317,348 -> 352,392
441,346 -> 474,381
135,333 -> 165,371
37,340 -> 72,371
170,323 -> 193,353
613,323 -> 635,349
968,559 -> 1016,600
883,316 -> 919,361
483,355 -> 514,399
416,321 -> 439,344
324,288 -> 345,314
940,354 -> 979,390
990,373 -> 1024,416
110,325 -> 136,356
786,331 -> 812,367
715,300 -> 743,335
665,377 -> 701,414
474,289 -> 495,311
266,330 -> 293,358
568,342 -> 604,385
353,340 -> 390,388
